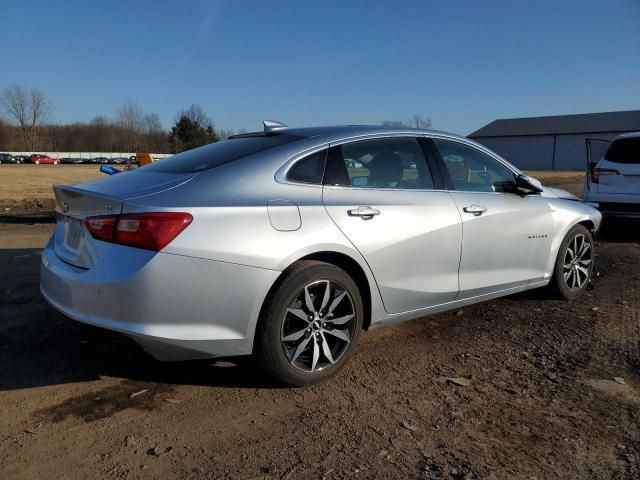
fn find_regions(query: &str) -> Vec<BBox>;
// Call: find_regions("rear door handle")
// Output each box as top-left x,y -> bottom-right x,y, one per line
348,206 -> 381,218
463,204 -> 487,216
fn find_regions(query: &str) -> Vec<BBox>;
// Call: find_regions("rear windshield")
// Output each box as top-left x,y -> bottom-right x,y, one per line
605,137 -> 640,164
142,134 -> 303,173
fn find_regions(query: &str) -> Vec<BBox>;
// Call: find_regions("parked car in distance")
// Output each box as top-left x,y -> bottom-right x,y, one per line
14,155 -> 31,164
29,154 -> 58,165
0,153 -> 21,164
584,132 -> 640,219
41,122 -> 601,386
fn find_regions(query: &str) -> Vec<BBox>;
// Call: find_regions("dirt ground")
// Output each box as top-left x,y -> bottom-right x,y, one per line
0,165 -> 585,215
1,217 -> 639,479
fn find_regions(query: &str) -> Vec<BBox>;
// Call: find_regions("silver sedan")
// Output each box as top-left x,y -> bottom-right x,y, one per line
40,122 -> 601,386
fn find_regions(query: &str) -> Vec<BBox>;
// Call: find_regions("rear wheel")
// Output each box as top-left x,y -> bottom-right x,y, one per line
551,224 -> 594,300
254,261 -> 363,386
34,160 -> 40,165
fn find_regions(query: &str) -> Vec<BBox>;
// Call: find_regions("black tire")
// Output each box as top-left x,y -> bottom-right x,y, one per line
254,260 -> 363,387
551,224 -> 594,300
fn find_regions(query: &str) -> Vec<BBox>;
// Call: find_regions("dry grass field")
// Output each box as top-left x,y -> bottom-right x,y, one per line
0,165 -> 104,214
0,164 -> 586,215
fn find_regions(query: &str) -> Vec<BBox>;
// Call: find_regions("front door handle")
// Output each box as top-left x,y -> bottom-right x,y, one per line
463,204 -> 487,216
348,206 -> 381,218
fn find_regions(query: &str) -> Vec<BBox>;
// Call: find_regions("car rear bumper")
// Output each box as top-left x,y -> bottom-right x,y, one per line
40,234 -> 280,361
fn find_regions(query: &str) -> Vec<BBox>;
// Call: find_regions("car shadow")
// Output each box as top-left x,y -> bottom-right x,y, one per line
596,218 -> 640,243
0,247 -> 280,392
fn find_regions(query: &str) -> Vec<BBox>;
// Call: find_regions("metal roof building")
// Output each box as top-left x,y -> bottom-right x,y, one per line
468,110 -> 640,170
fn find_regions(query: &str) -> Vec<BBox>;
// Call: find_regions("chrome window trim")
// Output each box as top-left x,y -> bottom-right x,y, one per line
276,133 -> 441,187
275,131 -> 521,192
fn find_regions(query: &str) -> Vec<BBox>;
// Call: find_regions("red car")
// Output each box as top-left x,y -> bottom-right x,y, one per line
29,154 -> 59,165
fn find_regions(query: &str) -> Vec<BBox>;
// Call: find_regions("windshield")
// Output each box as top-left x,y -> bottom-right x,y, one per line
142,134 -> 304,173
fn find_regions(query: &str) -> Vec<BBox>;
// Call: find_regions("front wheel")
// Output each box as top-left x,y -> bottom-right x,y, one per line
254,261 -> 363,386
551,224 -> 594,300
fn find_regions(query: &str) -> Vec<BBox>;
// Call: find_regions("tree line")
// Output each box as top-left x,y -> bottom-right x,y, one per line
0,86 -> 236,154
0,84 -> 432,154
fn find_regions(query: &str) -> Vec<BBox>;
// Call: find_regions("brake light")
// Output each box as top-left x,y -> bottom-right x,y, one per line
85,215 -> 116,241
591,167 -> 620,184
84,212 -> 192,251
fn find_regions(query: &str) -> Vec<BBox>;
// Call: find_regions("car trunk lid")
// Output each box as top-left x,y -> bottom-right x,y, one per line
52,170 -> 196,268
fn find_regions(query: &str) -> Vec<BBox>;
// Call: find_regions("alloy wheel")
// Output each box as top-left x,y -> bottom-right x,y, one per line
563,233 -> 592,291
280,279 -> 356,373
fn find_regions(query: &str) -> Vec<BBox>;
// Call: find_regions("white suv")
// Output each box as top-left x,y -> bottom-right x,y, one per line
584,132 -> 640,219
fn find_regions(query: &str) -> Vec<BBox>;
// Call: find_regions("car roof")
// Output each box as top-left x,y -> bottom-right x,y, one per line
615,131 -> 640,140
235,125 -> 467,144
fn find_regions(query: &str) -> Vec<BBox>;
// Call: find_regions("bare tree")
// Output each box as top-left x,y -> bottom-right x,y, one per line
381,120 -> 406,128
144,113 -> 166,152
90,115 -> 110,151
116,99 -> 145,152
382,114 -> 432,129
179,104 -> 213,129
0,117 -> 9,148
0,85 -> 52,150
407,114 -> 431,129
217,128 -> 236,139
144,113 -> 162,134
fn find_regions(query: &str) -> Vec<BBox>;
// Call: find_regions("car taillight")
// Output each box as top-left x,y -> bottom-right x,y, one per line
85,215 -> 117,242
84,212 -> 192,251
591,167 -> 620,184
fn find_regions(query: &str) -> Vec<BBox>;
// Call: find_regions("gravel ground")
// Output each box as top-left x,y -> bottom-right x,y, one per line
0,222 -> 639,480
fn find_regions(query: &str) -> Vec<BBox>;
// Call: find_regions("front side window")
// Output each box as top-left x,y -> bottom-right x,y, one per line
325,137 -> 434,189
286,149 -> 327,184
433,139 -> 516,193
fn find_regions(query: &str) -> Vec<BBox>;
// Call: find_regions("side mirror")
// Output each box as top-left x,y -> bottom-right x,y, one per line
515,174 -> 543,195
100,164 -> 122,175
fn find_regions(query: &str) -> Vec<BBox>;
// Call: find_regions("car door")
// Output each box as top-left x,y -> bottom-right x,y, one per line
431,138 -> 553,298
584,138 -> 611,199
322,135 -> 462,314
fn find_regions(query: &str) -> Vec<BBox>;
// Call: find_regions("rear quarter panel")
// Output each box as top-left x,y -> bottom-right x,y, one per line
121,147 -> 388,326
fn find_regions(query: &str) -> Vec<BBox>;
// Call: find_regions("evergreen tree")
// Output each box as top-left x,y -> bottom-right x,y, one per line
168,115 -> 218,153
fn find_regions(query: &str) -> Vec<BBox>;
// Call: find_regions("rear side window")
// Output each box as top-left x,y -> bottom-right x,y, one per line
605,137 -> 640,164
324,137 -> 434,189
286,149 -> 327,184
142,134 -> 303,173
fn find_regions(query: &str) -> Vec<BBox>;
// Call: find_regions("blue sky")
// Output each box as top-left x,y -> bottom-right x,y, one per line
1,0 -> 638,135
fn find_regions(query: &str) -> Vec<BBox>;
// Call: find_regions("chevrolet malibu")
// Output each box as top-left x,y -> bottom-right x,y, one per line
41,123 -> 601,386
